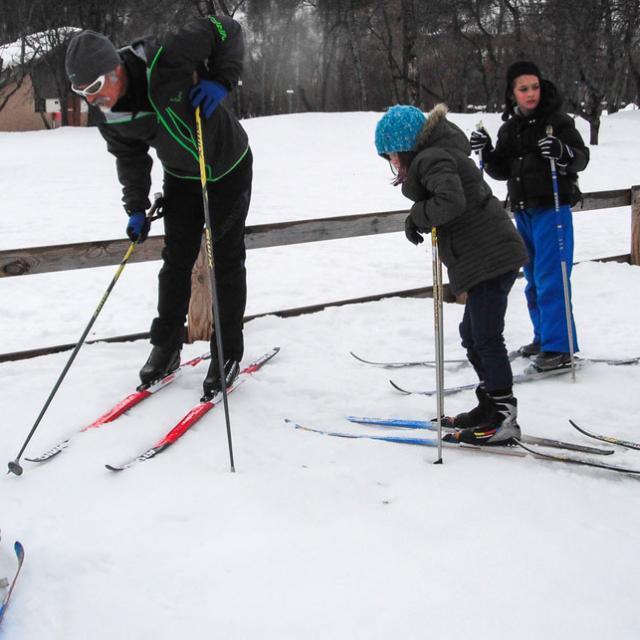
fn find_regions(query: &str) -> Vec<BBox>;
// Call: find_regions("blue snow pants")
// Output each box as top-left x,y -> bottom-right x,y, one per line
514,205 -> 578,353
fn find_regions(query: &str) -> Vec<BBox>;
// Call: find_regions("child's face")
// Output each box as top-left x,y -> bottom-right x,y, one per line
512,74 -> 541,115
388,152 -> 401,171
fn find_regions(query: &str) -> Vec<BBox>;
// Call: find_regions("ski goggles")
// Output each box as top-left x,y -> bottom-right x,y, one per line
71,74 -> 107,97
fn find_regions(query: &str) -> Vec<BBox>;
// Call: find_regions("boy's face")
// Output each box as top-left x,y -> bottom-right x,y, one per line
512,74 -> 541,115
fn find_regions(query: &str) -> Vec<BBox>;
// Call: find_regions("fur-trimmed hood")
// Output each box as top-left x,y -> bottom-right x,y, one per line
414,103 -> 471,156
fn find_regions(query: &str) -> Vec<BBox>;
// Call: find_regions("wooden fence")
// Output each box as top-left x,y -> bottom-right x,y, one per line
1,186 -> 639,362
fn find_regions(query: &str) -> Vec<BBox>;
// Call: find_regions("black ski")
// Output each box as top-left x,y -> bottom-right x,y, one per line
389,365 -> 574,396
353,350 -> 639,369
508,351 -> 639,366
349,351 -> 468,369
569,420 -> 640,451
514,439 -> 640,475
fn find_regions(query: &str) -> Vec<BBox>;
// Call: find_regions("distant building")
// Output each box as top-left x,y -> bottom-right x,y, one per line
0,28 -> 87,131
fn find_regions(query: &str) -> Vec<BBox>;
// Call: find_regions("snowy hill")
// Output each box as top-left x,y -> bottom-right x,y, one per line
1,111 -> 640,638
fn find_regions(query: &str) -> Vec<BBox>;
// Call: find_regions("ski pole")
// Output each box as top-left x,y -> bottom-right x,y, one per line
193,74 -> 236,473
546,124 -> 576,381
476,120 -> 484,176
7,193 -> 163,476
431,227 -> 444,464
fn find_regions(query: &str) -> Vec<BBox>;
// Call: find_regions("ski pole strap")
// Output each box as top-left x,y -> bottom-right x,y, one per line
147,192 -> 165,221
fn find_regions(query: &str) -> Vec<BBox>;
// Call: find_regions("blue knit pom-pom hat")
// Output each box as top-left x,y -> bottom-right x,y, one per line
375,105 -> 427,156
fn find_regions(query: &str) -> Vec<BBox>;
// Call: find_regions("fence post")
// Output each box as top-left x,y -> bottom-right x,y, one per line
631,185 -> 640,266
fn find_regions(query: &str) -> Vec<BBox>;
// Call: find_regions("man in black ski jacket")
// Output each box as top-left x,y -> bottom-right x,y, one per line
65,17 -> 252,397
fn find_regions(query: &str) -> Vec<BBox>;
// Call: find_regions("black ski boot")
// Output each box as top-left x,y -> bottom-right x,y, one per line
446,393 -> 521,446
518,341 -> 541,357
138,326 -> 185,389
532,351 -> 572,371
441,385 -> 490,429
202,358 -> 240,401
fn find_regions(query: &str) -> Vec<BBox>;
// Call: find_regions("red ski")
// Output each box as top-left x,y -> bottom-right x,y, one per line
105,347 -> 279,471
26,352 -> 210,463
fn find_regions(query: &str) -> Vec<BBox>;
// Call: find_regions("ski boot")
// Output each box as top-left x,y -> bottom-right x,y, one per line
518,341 -> 541,357
532,351 -> 572,371
445,393 -> 521,446
138,325 -> 185,389
202,358 -> 240,401
437,385 -> 490,429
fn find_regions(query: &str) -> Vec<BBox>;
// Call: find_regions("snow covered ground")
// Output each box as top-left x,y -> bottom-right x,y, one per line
1,110 -> 640,638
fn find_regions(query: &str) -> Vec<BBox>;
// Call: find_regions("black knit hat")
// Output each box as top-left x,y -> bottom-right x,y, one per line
65,30 -> 121,86
505,61 -> 541,88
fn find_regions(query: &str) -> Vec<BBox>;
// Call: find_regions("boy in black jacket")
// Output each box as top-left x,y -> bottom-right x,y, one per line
471,61 -> 589,371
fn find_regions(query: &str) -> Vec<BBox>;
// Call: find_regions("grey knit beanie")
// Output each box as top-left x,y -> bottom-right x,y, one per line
65,30 -> 120,86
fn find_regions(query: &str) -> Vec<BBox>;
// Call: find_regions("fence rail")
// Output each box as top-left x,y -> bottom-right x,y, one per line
1,186 -> 639,362
0,188 -> 636,278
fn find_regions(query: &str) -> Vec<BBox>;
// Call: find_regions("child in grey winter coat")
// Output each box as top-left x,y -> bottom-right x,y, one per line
375,104 -> 529,445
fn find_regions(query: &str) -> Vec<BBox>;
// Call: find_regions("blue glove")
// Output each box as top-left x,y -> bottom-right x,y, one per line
189,80 -> 228,118
126,212 -> 150,243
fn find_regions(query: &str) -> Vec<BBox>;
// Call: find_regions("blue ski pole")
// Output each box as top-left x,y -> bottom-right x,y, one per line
546,124 -> 576,381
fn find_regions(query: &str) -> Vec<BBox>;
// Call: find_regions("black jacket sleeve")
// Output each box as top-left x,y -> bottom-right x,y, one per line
99,122 -> 153,213
164,16 -> 244,89
484,123 -> 512,181
552,113 -> 589,173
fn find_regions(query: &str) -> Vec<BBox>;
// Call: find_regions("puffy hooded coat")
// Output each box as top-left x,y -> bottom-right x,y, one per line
405,104 -> 528,294
484,79 -> 589,211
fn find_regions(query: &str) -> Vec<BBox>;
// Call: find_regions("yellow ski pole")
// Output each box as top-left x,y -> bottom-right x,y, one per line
431,227 -> 444,464
193,76 -> 236,472
8,193 -> 162,476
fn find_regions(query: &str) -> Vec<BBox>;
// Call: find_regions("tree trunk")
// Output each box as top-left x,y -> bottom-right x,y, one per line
631,185 -> 640,266
401,0 -> 419,105
589,118 -> 600,146
346,1 -> 368,110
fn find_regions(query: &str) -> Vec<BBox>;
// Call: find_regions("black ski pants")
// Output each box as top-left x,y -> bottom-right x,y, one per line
151,150 -> 252,362
459,269 -> 518,394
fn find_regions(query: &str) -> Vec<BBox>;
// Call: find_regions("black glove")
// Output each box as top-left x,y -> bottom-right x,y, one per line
537,135 -> 574,165
126,212 -> 151,243
470,128 -> 492,153
405,214 -> 424,245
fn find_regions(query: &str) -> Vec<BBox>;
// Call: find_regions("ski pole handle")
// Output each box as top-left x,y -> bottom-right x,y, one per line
476,120 -> 485,175
147,191 -> 164,221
